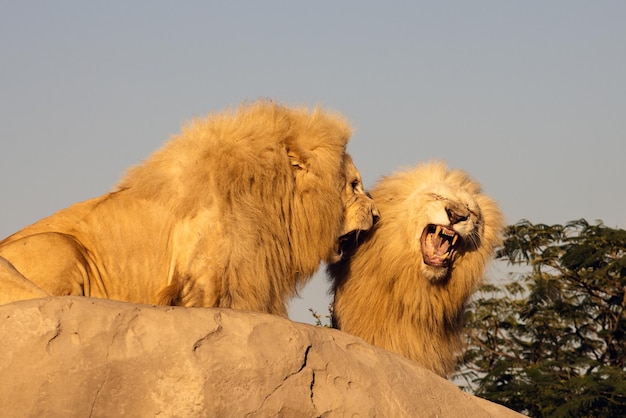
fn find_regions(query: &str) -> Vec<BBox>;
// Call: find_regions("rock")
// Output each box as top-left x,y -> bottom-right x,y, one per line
0,297 -> 523,417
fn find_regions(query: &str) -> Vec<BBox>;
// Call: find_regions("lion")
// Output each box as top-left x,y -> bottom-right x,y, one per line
328,161 -> 504,377
0,256 -> 48,305
0,100 -> 378,316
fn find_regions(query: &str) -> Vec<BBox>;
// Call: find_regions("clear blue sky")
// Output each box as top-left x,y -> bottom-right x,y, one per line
2,1 -> 625,323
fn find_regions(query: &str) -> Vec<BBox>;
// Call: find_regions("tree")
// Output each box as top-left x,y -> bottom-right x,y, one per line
456,219 -> 626,417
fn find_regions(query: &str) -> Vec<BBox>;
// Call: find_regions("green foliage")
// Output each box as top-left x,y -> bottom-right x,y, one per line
309,305 -> 334,328
456,219 -> 626,417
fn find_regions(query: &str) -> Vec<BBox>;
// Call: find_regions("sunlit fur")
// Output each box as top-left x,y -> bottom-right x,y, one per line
0,100 -> 377,316
329,161 -> 504,376
0,256 -> 48,304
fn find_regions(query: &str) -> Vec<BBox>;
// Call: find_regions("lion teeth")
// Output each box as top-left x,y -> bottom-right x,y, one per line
435,225 -> 442,237
452,235 -> 458,246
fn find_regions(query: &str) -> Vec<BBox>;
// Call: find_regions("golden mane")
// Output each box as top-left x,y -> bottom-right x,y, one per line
329,161 -> 504,376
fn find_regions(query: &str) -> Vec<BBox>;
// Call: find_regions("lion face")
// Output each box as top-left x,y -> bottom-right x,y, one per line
411,183 -> 482,282
330,155 -> 379,263
341,155 -> 379,236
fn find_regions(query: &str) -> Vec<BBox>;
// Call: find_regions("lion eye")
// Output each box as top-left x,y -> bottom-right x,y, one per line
351,180 -> 360,191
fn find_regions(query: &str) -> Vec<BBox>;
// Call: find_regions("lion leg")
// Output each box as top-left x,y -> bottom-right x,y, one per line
0,232 -> 93,297
0,256 -> 49,304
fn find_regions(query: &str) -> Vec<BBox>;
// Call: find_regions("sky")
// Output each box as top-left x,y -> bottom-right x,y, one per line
1,1 -> 625,324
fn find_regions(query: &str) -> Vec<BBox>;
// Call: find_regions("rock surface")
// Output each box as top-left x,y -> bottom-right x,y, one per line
0,297 -> 523,417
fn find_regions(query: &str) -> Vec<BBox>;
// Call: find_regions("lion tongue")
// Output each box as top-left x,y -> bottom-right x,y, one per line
421,225 -> 456,267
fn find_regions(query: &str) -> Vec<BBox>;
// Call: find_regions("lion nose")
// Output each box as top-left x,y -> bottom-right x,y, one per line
446,208 -> 468,225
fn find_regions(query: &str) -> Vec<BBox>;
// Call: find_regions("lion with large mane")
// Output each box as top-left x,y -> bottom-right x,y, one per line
329,161 -> 504,376
0,100 -> 378,315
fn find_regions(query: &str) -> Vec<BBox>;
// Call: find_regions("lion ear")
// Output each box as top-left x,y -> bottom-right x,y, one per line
287,148 -> 308,171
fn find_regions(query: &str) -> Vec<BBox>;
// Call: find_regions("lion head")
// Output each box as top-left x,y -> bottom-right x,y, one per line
329,161 -> 504,376
334,154 -> 379,263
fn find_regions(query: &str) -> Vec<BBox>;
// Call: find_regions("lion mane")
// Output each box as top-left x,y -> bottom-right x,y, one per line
0,100 -> 377,316
329,161 -> 504,376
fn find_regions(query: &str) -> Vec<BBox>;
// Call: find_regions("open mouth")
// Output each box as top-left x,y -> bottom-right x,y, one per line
331,232 -> 356,263
420,224 -> 460,267
329,242 -> 344,264
333,229 -> 366,262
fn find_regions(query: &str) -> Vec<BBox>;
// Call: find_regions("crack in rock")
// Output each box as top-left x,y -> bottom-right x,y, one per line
310,369 -> 317,411
248,344 -> 315,417
192,312 -> 223,353
88,368 -> 110,418
297,344 -> 311,374
45,321 -> 62,353
192,325 -> 223,352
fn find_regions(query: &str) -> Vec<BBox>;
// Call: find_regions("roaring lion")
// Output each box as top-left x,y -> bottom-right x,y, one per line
0,100 -> 378,316
328,161 -> 504,376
